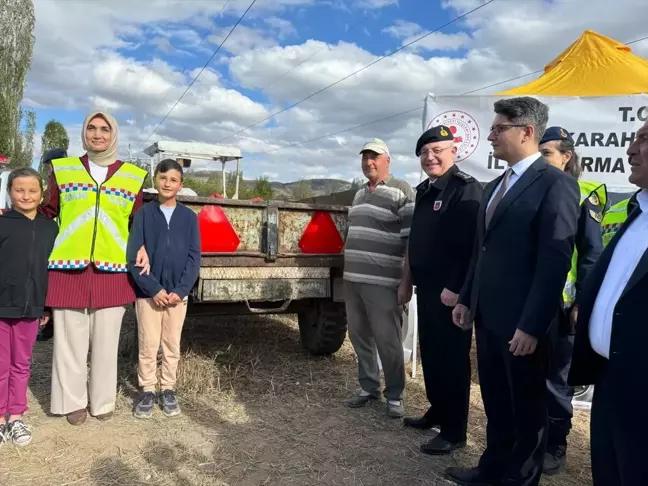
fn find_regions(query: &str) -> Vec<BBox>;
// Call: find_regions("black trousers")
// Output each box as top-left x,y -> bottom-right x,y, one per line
546,331 -> 575,452
417,287 -> 472,443
591,362 -> 644,485
475,324 -> 548,486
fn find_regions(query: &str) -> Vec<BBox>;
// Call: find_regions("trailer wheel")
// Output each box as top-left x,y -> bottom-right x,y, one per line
297,300 -> 347,356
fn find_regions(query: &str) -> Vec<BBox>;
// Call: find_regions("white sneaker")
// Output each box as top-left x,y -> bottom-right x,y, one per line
8,420 -> 32,447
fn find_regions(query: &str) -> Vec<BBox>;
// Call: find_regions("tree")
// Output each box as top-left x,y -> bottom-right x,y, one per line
39,119 -> 70,174
350,177 -> 364,191
0,0 -> 36,161
292,178 -> 313,201
10,108 -> 36,168
251,176 -> 274,200
41,120 -> 69,154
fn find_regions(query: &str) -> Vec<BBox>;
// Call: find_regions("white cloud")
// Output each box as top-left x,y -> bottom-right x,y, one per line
355,0 -> 399,9
404,171 -> 423,186
383,20 -> 471,51
382,20 -> 420,39
264,17 -> 297,39
208,25 -> 277,55
22,0 -> 648,185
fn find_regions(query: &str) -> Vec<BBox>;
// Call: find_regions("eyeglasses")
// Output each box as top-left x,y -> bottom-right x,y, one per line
419,146 -> 453,158
489,124 -> 528,136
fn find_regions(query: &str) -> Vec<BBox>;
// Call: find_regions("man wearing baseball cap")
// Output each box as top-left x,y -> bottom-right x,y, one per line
344,138 -> 415,419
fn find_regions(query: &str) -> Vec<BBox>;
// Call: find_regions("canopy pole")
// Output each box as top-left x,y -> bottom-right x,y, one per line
221,159 -> 227,198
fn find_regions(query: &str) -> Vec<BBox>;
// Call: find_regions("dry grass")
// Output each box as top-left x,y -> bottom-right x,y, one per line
0,311 -> 592,486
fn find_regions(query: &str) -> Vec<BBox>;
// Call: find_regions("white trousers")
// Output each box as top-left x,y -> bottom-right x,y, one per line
50,306 -> 126,416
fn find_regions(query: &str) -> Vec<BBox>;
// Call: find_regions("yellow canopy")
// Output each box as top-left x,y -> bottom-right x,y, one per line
499,30 -> 648,96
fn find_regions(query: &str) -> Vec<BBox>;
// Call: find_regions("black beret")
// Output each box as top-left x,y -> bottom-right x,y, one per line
42,148 -> 68,164
540,126 -> 573,145
416,125 -> 454,156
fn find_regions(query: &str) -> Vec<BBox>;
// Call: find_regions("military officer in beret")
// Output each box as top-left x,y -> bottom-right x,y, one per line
400,125 -> 483,454
538,126 -> 607,475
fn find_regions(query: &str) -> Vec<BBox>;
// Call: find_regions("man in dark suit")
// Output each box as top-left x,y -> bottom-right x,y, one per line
446,97 -> 580,486
568,120 -> 648,486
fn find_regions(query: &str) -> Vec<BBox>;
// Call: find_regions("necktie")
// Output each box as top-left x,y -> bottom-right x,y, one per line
485,168 -> 512,228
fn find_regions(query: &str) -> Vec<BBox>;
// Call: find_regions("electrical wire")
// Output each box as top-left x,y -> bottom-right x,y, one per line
264,44 -> 330,89
264,32 -> 648,154
215,0 -> 497,143
137,0 -> 256,151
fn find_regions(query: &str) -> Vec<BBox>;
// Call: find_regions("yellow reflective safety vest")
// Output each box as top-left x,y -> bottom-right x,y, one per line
563,181 -> 607,307
48,157 -> 147,272
601,197 -> 632,248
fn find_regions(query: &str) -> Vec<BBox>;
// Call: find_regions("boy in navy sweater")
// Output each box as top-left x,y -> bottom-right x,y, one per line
127,159 -> 200,419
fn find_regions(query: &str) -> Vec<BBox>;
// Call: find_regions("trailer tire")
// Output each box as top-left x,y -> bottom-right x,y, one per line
298,300 -> 347,356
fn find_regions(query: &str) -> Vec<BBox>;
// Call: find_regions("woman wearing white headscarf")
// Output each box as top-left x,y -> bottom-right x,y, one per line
41,111 -> 148,425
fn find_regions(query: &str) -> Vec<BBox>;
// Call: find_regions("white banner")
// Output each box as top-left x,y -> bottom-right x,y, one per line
423,94 -> 648,192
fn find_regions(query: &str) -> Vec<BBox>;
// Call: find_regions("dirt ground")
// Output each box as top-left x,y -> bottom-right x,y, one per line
0,313 -> 592,486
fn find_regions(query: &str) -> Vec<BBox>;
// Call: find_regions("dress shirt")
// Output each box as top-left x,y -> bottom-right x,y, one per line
589,190 -> 648,358
487,152 -> 540,209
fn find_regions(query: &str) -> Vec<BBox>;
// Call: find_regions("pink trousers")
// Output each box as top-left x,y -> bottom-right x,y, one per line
0,318 -> 39,416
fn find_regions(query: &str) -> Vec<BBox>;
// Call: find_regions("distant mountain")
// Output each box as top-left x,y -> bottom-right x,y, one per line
269,178 -> 353,199
185,170 -> 353,200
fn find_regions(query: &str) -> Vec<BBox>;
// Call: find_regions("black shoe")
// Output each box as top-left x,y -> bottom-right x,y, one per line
133,391 -> 156,419
159,389 -> 181,418
37,322 -> 54,342
403,414 -> 439,430
543,447 -> 566,475
420,435 -> 466,456
444,466 -> 496,486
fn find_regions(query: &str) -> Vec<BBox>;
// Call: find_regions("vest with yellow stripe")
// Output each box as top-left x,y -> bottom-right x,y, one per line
48,157 -> 147,272
562,181 -> 607,307
601,197 -> 631,248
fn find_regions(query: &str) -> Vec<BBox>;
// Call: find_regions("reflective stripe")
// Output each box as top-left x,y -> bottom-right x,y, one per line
100,186 -> 137,202
97,208 -> 127,252
51,207 -> 96,250
54,166 -> 88,172
59,182 -> 98,193
48,259 -> 91,270
94,261 -> 128,272
119,171 -> 148,183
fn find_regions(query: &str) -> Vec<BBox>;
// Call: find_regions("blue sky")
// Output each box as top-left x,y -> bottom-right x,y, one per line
24,0 -> 648,184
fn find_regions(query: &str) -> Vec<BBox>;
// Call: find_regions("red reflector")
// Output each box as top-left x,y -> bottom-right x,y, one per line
198,205 -> 240,252
298,211 -> 344,254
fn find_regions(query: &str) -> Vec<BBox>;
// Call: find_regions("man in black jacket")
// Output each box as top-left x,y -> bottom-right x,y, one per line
568,120 -> 648,486
447,97 -> 580,486
401,126 -> 482,455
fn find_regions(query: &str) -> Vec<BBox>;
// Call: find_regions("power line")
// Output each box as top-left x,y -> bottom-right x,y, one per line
215,0 -> 497,143
264,32 -> 648,155
460,70 -> 542,95
626,34 -> 648,45
138,0 -> 256,152
263,72 -> 539,155
187,0 -> 231,55
266,106 -> 423,153
264,44 -> 330,89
